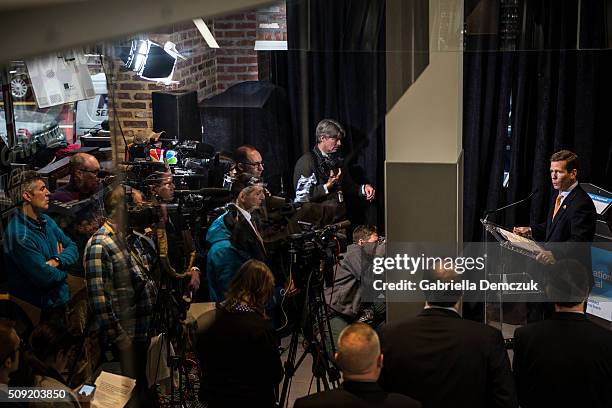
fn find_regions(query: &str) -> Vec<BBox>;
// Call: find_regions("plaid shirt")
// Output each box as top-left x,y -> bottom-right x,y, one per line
84,221 -> 157,344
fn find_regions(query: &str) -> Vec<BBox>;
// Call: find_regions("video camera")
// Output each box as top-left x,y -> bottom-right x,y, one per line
126,202 -> 161,230
320,154 -> 344,174
287,220 -> 350,288
127,139 -> 231,176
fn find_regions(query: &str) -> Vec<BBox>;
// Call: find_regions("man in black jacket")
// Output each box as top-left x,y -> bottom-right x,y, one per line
293,119 -> 375,221
513,260 -> 612,408
514,150 -> 597,319
294,323 -> 421,408
379,268 -> 518,408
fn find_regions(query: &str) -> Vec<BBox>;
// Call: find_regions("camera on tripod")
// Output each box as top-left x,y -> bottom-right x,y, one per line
278,220 -> 350,405
287,220 -> 350,288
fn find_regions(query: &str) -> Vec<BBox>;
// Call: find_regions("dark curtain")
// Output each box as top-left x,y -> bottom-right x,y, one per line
463,0 -> 612,241
507,0 -> 612,227
463,35 -> 514,242
284,0 -> 386,229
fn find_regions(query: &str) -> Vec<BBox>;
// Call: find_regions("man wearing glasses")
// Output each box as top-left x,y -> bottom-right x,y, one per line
50,153 -> 105,283
50,153 -> 102,203
234,145 -> 265,178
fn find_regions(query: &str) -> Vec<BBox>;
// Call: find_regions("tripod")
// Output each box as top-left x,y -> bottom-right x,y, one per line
150,279 -> 199,408
278,247 -> 341,408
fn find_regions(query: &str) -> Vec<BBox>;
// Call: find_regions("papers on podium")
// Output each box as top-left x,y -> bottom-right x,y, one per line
495,228 -> 544,255
481,219 -> 544,259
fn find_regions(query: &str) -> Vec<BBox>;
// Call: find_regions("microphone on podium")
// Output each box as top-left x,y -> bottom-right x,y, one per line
483,188 -> 539,222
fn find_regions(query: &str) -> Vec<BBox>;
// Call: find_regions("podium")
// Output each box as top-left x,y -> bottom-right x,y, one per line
481,219 -> 544,259
481,219 -> 545,335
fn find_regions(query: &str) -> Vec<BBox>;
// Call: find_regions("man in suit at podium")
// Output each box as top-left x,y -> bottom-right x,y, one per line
514,150 -> 596,269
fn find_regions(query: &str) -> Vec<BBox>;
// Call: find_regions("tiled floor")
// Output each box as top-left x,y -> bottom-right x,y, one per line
279,335 -> 339,408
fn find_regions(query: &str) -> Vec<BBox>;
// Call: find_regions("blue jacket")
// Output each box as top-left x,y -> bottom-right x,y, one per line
206,212 -> 248,302
3,211 -> 78,309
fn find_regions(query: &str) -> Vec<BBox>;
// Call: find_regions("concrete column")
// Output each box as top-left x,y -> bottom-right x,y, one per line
385,0 -> 464,321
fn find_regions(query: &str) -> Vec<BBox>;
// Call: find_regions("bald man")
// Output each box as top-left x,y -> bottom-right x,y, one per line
50,153 -> 102,202
294,323 -> 420,408
234,145 -> 264,178
50,153 -> 105,279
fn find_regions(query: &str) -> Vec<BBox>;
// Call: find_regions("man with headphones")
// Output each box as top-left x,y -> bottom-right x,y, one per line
293,119 -> 375,221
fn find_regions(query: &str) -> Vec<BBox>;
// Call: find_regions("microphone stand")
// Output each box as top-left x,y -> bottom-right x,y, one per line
482,189 -> 538,224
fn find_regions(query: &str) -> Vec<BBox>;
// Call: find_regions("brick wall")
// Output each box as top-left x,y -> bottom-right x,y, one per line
212,2 -> 287,91
213,13 -> 259,92
109,2 -> 287,153
170,22 -> 218,100
257,3 -> 287,41
108,22 -> 218,154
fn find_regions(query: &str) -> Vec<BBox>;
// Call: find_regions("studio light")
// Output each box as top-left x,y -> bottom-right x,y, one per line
121,39 -> 185,84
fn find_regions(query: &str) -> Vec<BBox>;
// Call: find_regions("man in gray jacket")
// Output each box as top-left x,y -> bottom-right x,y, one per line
325,225 -> 385,342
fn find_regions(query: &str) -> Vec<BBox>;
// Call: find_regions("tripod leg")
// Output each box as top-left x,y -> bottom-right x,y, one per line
311,288 -> 341,388
278,330 -> 300,408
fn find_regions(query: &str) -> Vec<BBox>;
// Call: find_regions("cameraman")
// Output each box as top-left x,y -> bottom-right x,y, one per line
148,169 -> 201,293
206,174 -> 267,301
325,226 -> 385,341
293,119 -> 375,220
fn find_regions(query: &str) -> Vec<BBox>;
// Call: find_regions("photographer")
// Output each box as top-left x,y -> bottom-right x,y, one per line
325,226 -> 386,343
148,169 -> 201,293
196,260 -> 282,408
206,174 -> 267,301
84,185 -> 157,406
293,119 -> 375,220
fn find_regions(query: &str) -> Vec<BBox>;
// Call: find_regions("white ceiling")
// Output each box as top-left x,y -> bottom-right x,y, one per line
0,0 -> 273,63
0,0 -> 89,12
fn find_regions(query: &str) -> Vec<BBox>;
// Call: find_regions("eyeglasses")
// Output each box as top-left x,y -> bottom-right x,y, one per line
243,161 -> 264,168
79,168 -> 101,176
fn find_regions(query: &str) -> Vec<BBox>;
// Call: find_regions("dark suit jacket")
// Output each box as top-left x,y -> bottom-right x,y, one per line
531,185 -> 596,255
226,204 -> 267,262
379,308 -> 518,408
513,312 -> 612,408
294,381 -> 421,408
530,185 -> 596,286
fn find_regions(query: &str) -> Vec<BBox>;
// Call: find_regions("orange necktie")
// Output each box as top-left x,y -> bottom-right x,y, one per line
552,194 -> 562,220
